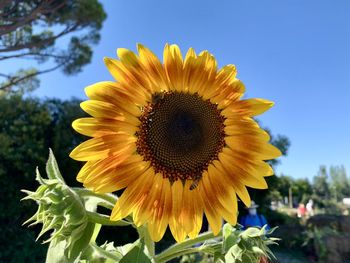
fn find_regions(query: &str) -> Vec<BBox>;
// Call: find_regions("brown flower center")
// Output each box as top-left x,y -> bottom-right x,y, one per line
136,91 -> 225,183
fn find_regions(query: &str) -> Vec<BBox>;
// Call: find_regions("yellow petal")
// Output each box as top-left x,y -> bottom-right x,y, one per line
163,44 -> 183,92
72,118 -> 138,137
84,156 -> 150,193
187,195 -> 203,239
69,134 -> 136,161
133,174 -> 164,227
85,81 -> 143,115
207,165 -> 238,225
103,57 -> 151,102
213,160 -> 251,207
224,126 -> 270,141
169,180 -> 187,242
225,135 -> 282,160
111,168 -> 155,221
222,98 -> 274,117
147,178 -> 171,242
199,174 -> 223,235
137,44 -> 169,92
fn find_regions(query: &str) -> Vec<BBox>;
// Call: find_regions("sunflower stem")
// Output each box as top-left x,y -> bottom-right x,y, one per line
73,187 -> 118,208
154,230 -> 221,262
156,247 -> 204,263
137,225 -> 155,259
86,211 -> 132,226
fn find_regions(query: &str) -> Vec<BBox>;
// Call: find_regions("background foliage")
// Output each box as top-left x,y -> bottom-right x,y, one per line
0,0 -> 106,95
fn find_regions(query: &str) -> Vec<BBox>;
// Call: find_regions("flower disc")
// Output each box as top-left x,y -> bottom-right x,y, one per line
136,91 -> 225,182
70,44 -> 282,242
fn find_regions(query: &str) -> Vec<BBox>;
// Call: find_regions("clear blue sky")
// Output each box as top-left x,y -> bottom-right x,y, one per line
30,0 -> 350,180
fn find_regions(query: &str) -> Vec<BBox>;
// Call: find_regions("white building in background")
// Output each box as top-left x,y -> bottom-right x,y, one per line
343,198 -> 350,207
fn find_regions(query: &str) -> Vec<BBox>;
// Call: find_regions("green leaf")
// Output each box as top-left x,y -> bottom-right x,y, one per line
225,244 -> 243,262
240,227 -> 261,239
223,224 -> 240,253
46,149 -> 65,184
120,239 -> 151,263
82,243 -> 123,263
223,223 -> 233,239
68,222 -> 96,261
252,246 -> 265,255
116,243 -> 134,255
46,238 -> 69,263
214,251 -> 225,263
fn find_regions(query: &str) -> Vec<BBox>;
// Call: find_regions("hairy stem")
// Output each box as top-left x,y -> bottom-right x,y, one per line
86,211 -> 132,226
155,231 -> 221,262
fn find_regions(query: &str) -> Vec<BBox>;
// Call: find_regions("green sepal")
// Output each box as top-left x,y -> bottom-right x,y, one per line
46,148 -> 65,184
119,239 -> 151,263
68,222 -> 98,261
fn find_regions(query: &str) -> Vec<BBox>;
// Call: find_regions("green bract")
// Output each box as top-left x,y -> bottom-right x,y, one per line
22,150 -> 88,260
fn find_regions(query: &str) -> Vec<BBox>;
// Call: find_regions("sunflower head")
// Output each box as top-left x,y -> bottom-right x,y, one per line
70,44 -> 281,242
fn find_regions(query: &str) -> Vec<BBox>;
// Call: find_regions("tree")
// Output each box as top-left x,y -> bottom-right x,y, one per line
312,165 -> 330,208
0,0 -> 106,95
293,178 -> 312,204
329,165 -> 350,201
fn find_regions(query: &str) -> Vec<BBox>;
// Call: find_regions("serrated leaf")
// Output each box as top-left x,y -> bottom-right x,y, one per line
120,239 -> 151,263
46,148 -> 65,184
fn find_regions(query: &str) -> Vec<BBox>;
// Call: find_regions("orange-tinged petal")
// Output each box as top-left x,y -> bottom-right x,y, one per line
103,57 -> 152,102
111,168 -> 155,221
80,100 -> 141,127
72,117 -> 138,137
69,134 -> 136,161
187,194 -> 203,239
83,156 -> 150,193
212,160 -> 251,207
137,44 -> 169,92
222,98 -> 274,117
147,178 -> 171,242
225,135 -> 282,160
202,170 -> 237,226
133,174 -> 164,227
85,81 -> 144,115
199,176 -> 223,235
169,180 -> 187,242
163,44 -> 183,92
224,126 -> 270,141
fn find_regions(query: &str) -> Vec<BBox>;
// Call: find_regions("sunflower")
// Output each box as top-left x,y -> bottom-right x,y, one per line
70,44 -> 281,242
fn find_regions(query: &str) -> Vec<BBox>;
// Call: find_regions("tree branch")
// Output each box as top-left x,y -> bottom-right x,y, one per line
0,0 -> 14,11
0,4 -> 43,35
0,62 -> 64,92
0,52 -> 67,61
0,0 -> 67,36
0,72 -> 11,78
0,24 -> 79,53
